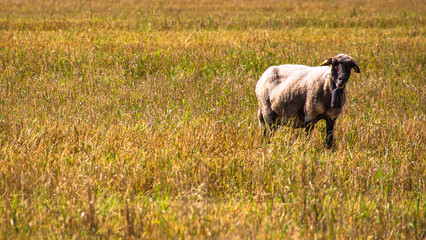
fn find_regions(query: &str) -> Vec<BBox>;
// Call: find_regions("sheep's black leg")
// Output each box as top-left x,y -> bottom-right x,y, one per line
325,118 -> 336,148
257,109 -> 265,124
264,111 -> 279,138
257,110 -> 269,138
305,120 -> 316,134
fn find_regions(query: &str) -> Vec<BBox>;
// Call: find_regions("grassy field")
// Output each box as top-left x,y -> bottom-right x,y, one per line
0,0 -> 425,239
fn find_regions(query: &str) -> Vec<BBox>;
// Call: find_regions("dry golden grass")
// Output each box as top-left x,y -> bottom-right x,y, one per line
0,0 -> 425,239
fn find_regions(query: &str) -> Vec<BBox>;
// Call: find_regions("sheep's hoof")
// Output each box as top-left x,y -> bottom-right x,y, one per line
325,138 -> 334,149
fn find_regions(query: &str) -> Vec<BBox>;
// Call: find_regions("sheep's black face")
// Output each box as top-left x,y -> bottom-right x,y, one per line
321,54 -> 361,89
333,62 -> 352,89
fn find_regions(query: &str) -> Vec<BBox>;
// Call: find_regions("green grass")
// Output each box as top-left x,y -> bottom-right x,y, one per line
0,0 -> 425,239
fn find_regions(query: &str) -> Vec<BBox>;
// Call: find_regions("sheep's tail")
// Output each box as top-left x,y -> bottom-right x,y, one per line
271,67 -> 279,82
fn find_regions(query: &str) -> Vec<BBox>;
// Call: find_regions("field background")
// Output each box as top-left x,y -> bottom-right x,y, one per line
0,0 -> 425,239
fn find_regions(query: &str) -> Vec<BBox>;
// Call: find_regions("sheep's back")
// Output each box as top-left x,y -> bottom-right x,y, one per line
268,65 -> 329,103
265,65 -> 329,123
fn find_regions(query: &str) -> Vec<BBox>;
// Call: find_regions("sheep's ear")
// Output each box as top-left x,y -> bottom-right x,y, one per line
321,58 -> 332,66
353,64 -> 361,73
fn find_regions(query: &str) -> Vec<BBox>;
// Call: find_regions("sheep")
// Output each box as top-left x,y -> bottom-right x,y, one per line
255,54 -> 360,148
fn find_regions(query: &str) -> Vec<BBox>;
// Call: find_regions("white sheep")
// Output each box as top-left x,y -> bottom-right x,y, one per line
255,54 -> 360,148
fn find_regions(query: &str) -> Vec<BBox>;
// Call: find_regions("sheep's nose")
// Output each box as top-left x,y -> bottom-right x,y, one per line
337,80 -> 346,89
